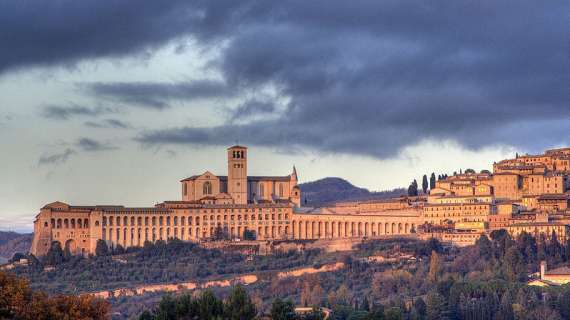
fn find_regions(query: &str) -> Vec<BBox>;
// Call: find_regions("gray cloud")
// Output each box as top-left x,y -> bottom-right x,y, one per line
37,138 -> 116,166
0,1 -> 235,74
134,1 -> 570,158
38,148 -> 75,166
4,1 -> 570,157
83,80 -> 234,109
42,104 -> 114,120
76,138 -> 116,152
85,119 -> 132,129
230,99 -> 275,121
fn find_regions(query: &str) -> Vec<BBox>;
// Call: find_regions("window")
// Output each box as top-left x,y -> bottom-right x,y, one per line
259,184 -> 265,197
203,181 -> 212,195
279,184 -> 284,197
183,183 -> 187,196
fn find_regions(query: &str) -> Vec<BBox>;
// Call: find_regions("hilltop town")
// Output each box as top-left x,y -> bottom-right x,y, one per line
30,146 -> 570,256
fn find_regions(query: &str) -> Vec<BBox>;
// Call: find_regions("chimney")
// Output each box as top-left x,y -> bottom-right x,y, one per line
540,261 -> 547,279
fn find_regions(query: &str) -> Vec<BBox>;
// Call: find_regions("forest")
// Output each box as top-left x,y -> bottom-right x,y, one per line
7,230 -> 570,319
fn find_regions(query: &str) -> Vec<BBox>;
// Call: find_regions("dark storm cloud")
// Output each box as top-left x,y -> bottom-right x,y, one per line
38,148 -> 75,166
0,0 -> 242,73
134,1 -> 570,158
76,138 -> 117,152
83,80 -> 234,109
4,1 -> 570,157
85,119 -> 132,129
42,104 -> 114,120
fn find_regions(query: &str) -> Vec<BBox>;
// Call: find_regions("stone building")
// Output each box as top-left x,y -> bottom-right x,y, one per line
30,146 -> 570,256
31,145 -> 422,256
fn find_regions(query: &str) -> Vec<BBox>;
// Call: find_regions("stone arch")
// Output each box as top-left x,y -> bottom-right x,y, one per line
364,222 -> 369,236
398,223 -> 402,234
385,223 -> 389,234
391,223 -> 396,234
64,219 -> 69,229
405,223 -> 409,234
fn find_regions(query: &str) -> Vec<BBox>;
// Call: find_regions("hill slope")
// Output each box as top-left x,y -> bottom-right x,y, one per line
0,231 -> 32,260
299,177 -> 405,207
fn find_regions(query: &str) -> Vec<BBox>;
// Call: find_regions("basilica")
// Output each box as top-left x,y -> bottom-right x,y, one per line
31,145 -> 570,256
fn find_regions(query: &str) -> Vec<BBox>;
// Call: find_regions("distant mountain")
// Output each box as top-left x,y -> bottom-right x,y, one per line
0,231 -> 32,260
299,177 -> 406,207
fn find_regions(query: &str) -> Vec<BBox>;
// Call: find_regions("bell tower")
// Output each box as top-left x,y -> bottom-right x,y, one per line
227,145 -> 248,204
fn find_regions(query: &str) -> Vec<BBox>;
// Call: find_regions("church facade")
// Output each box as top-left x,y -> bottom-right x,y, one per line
30,145 -> 570,256
31,145 -> 420,256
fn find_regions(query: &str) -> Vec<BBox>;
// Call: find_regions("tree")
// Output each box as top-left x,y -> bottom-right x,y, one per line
114,244 -> 125,255
422,175 -> 429,194
154,294 -> 177,320
271,298 -> 297,320
361,296 -> 370,311
429,173 -> 436,190
464,168 -> 476,174
196,290 -> 223,319
408,180 -> 419,196
557,288 -> 570,319
548,231 -> 563,264
44,241 -> 64,265
426,292 -> 449,320
496,291 -> 514,320
0,271 -> 109,319
95,239 -> 109,256
476,235 -> 493,260
411,298 -> 427,320
224,285 -> 257,320
384,308 -> 402,320
504,247 -> 526,282
428,250 -> 441,283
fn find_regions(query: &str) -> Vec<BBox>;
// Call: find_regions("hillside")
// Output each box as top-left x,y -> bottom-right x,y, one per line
0,231 -> 32,260
299,177 -> 405,207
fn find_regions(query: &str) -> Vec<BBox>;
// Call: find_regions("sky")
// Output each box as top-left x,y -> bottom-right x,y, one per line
1,1 -> 569,232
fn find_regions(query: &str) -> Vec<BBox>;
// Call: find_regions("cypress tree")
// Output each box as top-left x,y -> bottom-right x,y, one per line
429,173 -> 436,189
95,239 -> 109,256
422,175 -> 429,194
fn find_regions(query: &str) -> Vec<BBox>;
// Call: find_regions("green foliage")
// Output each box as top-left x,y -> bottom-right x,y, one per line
223,285 -> 257,320
43,241 -> 64,265
407,180 -> 419,196
271,298 -> 297,320
429,173 -> 436,190
95,239 -> 109,256
422,175 -> 429,194
0,271 -> 109,319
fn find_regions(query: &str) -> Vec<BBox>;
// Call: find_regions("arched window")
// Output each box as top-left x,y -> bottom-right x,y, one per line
259,184 -> 265,197
203,181 -> 212,195
279,184 -> 284,197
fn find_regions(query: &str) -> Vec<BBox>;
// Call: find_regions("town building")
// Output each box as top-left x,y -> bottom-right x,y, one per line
30,146 -> 570,256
